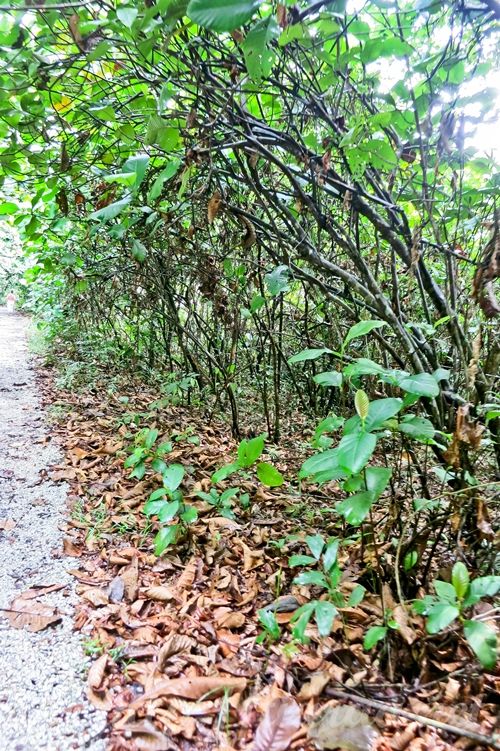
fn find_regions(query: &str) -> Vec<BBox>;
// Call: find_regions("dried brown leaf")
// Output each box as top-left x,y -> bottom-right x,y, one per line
119,720 -> 172,751
2,598 -> 61,632
252,696 -> 301,751
145,585 -> 177,602
298,672 -> 330,701
88,653 -> 108,690
308,705 -> 379,751
130,675 -> 247,707
207,191 -> 222,224
0,518 -> 16,531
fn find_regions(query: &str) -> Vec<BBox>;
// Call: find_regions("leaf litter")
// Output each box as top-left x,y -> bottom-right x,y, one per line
38,373 -> 500,751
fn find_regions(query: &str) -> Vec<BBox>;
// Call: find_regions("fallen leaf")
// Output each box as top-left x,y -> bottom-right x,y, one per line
118,720 -> 172,750
308,705 -> 379,751
130,675 -> 247,707
120,556 -> 139,601
107,576 -> 125,603
0,518 -> 16,531
252,696 -> 301,751
88,653 -> 108,690
2,598 -> 62,632
63,537 -> 82,557
18,583 -> 66,599
157,634 -> 195,670
298,672 -> 330,701
81,588 -> 109,607
145,585 -> 177,602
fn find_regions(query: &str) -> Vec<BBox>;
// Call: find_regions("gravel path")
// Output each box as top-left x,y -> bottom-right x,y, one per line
0,309 -> 107,750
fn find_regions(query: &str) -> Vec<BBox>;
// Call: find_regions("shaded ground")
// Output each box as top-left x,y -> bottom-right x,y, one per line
0,308 -> 106,750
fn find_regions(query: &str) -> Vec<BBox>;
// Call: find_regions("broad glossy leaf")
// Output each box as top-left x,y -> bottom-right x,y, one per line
343,320 -> 386,349
313,371 -> 343,387
162,464 -> 184,492
364,466 -> 392,499
237,433 -> 265,467
399,415 -> 435,441
426,603 -> 459,633
463,575 -> 500,606
315,600 -> 338,637
364,625 -> 387,649
90,197 -> 131,222
257,462 -> 284,487
293,571 -> 327,587
452,561 -> 470,599
463,620 -> 498,669
336,491 -> 374,526
154,524 -> 181,555
398,373 -> 439,397
187,0 -> 261,32
306,534 -> 325,560
242,16 -> 278,82
288,347 -> 333,364
336,432 -> 377,474
158,499 -> 180,522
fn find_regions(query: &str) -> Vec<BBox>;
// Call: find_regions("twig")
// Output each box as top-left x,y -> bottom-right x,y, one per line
325,688 -> 500,749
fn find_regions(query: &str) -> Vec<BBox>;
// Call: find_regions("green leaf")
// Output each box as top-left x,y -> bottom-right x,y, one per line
211,462 -> 239,483
149,160 -> 182,200
364,466 -> 392,499
288,554 -> 317,567
258,608 -> 281,640
162,464 -> 184,492
90,198 -> 131,222
130,461 -> 146,479
343,320 -> 386,350
256,462 -> 284,487
399,415 -> 435,441
315,601 -> 338,637
463,620 -> 498,669
364,625 -> 387,650
180,505 -> 198,523
299,448 -> 345,483
154,524 -> 180,555
403,551 -> 418,570
291,602 -> 315,643
313,371 -> 343,388
434,580 -> 458,604
116,6 -> 138,27
242,16 -> 278,82
323,540 -> 339,572
158,499 -> 180,522
264,265 -> 290,296
288,348 -> 333,364
144,428 -> 159,449
348,585 -> 366,607
123,154 -> 149,189
343,358 -> 385,379
398,373 -> 439,397
143,498 -> 167,516
452,562 -> 470,600
365,398 -> 403,431
293,571 -> 328,587
336,432 -> 377,474
426,603 -> 459,634
187,0 -> 261,32
463,576 -> 500,607
336,490 -> 374,526
237,433 -> 265,468
306,534 -> 325,560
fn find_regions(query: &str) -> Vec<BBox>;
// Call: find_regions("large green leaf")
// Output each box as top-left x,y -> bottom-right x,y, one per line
242,16 -> 278,82
463,620 -> 498,669
90,197 -> 131,222
398,373 -> 440,397
343,320 -> 386,350
256,461 -> 284,487
288,348 -> 333,364
313,371 -> 343,388
237,433 -> 265,467
426,603 -> 459,634
336,432 -> 377,474
187,0 -> 261,32
336,490 -> 374,525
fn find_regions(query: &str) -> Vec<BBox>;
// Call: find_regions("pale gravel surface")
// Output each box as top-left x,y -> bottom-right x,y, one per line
0,308 -> 107,750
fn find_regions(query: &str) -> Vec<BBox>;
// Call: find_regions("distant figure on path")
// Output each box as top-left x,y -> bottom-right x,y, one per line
6,290 -> 16,313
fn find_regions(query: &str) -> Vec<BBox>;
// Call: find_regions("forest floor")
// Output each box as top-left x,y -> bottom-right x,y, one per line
0,310 -> 498,751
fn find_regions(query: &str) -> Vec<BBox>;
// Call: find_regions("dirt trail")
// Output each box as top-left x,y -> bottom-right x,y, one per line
0,308 -> 106,750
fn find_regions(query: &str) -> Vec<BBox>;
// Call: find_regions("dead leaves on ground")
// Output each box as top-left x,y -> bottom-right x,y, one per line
1,583 -> 66,631
38,377 -> 499,751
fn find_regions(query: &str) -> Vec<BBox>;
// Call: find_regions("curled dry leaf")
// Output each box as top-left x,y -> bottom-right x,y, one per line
169,698 -> 216,716
252,697 -> 302,751
176,556 -> 198,592
130,675 -> 247,707
308,705 -> 379,751
157,634 -> 195,670
63,537 -> 82,557
118,720 -> 172,751
145,585 -> 177,602
207,191 -> 222,224
121,556 -> 139,601
88,653 -> 108,690
298,672 -> 331,701
107,575 -> 125,602
18,583 -> 66,599
2,598 -> 62,632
